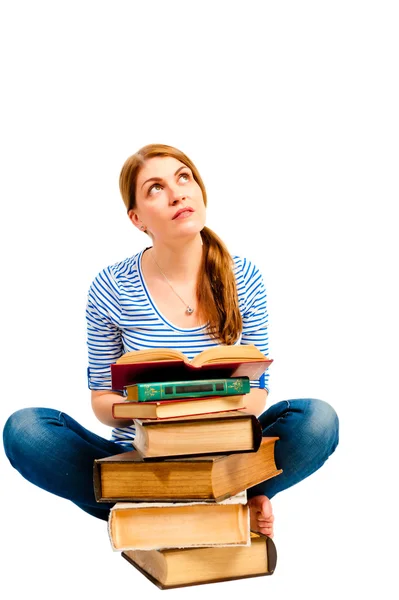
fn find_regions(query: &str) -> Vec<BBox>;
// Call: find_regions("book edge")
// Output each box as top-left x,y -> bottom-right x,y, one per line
133,409 -> 254,426
93,437 -> 280,502
121,540 -> 274,589
110,489 -> 247,510
93,467 -> 282,504
113,405 -> 247,421
132,412 -> 262,459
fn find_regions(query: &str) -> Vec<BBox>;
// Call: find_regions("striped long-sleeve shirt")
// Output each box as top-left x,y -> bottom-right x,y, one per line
86,248 -> 269,445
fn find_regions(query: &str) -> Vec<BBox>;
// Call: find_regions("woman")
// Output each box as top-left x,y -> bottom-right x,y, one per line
3,143 -> 339,536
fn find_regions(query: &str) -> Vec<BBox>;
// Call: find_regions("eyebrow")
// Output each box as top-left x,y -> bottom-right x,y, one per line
141,165 -> 189,190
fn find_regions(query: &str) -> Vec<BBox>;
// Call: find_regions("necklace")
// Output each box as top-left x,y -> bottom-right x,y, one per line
151,251 -> 194,315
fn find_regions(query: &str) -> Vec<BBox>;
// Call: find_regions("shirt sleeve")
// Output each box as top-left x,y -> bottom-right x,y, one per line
86,267 -> 124,390
239,258 -> 270,392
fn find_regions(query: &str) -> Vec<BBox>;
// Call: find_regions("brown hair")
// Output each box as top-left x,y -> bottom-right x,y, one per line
119,143 -> 242,345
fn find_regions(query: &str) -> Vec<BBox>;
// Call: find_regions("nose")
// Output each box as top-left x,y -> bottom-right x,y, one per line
170,189 -> 187,204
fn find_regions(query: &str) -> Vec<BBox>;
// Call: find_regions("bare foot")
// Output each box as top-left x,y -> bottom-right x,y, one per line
247,495 -> 274,538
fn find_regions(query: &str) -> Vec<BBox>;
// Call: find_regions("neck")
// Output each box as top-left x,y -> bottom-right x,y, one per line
147,235 -> 204,284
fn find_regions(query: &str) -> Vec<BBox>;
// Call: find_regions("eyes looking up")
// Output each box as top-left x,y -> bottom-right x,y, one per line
147,170 -> 191,198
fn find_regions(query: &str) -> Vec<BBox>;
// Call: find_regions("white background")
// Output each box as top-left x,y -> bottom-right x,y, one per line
1,1 -> 398,598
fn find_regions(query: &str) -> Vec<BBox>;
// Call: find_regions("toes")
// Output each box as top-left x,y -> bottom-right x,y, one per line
248,497 -> 273,519
257,520 -> 274,528
248,495 -> 274,538
257,515 -> 274,524
263,531 -> 274,539
254,525 -> 274,538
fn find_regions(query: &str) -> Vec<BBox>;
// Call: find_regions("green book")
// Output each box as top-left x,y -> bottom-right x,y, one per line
124,377 -> 250,402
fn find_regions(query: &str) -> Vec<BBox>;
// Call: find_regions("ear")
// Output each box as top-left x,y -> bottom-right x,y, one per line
128,209 -> 146,232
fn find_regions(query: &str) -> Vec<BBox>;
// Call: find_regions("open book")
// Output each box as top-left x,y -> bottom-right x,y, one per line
116,344 -> 267,366
111,344 -> 273,389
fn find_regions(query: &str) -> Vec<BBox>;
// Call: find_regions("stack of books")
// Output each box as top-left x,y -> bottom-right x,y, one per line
93,345 -> 282,589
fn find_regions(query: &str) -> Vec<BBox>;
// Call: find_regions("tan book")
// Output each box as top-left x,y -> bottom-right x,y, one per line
132,410 -> 262,459
112,394 -> 246,420
111,344 -> 273,389
108,491 -> 249,551
115,344 -> 268,366
122,532 -> 277,589
93,437 -> 282,503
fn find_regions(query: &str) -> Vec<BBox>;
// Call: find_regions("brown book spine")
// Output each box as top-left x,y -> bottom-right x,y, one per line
251,413 -> 263,452
93,460 -> 103,503
266,535 -> 277,574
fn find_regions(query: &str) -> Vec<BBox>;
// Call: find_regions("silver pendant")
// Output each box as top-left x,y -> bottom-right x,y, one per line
186,306 -> 194,315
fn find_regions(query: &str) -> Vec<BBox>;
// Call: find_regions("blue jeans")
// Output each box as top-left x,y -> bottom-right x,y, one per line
3,399 -> 338,521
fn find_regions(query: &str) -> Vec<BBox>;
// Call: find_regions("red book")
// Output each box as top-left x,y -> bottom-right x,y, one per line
111,345 -> 272,390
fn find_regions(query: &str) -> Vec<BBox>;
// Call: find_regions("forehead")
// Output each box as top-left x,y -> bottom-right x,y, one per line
137,156 -> 188,185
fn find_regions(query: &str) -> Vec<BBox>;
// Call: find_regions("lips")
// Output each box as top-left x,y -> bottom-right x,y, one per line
172,207 -> 194,220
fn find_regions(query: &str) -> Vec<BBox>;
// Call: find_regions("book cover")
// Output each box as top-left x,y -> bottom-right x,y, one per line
124,376 -> 251,401
93,436 -> 282,503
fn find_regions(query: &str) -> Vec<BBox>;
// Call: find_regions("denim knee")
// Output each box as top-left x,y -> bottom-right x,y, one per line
3,407 -> 53,466
304,398 -> 339,455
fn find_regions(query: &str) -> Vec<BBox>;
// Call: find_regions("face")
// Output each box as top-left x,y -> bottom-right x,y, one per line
129,156 -> 206,241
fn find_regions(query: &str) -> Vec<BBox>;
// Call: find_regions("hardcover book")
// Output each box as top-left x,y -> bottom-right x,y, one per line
112,394 -> 246,420
111,344 -> 273,389
124,376 -> 250,401
108,491 -> 249,551
132,410 -> 262,459
93,436 -> 281,503
121,532 -> 277,589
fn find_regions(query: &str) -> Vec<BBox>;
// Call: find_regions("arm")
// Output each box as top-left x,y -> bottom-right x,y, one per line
91,390 -> 133,428
91,387 -> 268,424
243,387 -> 268,417
239,257 -> 270,409
86,268 -> 125,428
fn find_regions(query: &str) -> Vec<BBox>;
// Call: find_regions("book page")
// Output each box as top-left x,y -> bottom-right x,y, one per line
191,344 -> 265,367
111,490 -> 247,510
116,348 -> 188,364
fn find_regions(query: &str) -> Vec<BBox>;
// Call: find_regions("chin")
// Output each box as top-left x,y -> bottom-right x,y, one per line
174,218 -> 205,234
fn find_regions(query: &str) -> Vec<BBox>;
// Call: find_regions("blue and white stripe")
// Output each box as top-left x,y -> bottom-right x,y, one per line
86,249 -> 269,445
